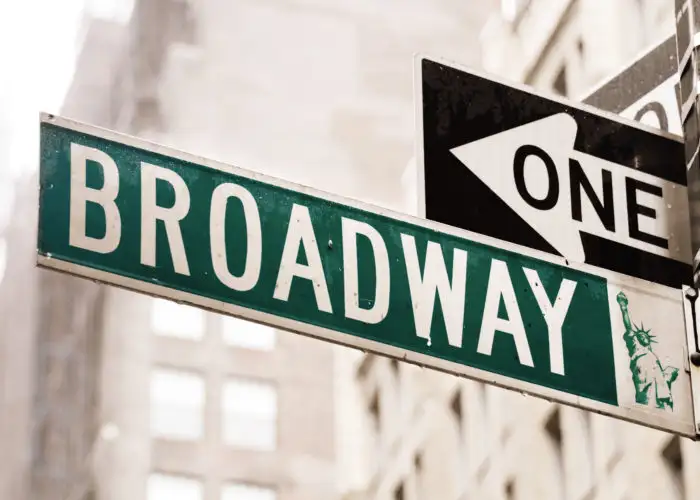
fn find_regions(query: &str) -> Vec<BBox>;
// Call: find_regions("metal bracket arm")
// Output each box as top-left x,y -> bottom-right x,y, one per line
684,287 -> 700,365
681,286 -> 700,437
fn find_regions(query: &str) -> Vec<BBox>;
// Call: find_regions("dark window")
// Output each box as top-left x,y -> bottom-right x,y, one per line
414,453 -> 422,472
394,482 -> 405,500
451,389 -> 463,433
545,408 -> 565,499
662,436 -> 685,500
369,391 -> 381,432
506,479 -> 516,500
390,358 -> 400,374
553,65 -> 568,96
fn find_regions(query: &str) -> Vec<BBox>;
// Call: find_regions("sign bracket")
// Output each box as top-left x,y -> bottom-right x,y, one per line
684,288 -> 700,360
674,0 -> 700,282
682,286 -> 700,437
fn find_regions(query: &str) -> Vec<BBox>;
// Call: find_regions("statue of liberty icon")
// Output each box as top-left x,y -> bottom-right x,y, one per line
616,292 -> 679,411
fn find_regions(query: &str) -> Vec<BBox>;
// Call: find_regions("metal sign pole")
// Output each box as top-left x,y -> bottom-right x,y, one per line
674,0 -> 700,284
673,1 -> 700,386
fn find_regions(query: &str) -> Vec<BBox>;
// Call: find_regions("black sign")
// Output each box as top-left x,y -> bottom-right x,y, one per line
415,56 -> 691,288
583,34 -> 681,135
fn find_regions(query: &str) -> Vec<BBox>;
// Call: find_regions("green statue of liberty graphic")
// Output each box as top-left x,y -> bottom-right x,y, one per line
616,292 -> 679,410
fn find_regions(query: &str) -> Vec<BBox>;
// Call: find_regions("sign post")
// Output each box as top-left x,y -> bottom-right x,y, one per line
671,0 -> 700,434
38,113 -> 697,437
674,1 -> 700,280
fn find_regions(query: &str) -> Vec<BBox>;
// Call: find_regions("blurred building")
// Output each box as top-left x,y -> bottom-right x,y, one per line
479,0 -> 674,98
0,0 -> 504,500
80,1 -> 501,500
3,3 -> 331,500
66,3 -> 336,500
351,1 -> 700,500
0,12 -> 115,500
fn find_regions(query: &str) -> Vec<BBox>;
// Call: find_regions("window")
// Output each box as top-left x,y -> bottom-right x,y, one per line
0,237 -> 6,286
369,390 -> 381,433
501,0 -> 518,20
477,383 -> 490,444
150,369 -> 205,440
501,0 -> 531,24
169,0 -> 198,46
580,412 -> 595,490
603,417 -> 622,472
450,389 -> 463,432
450,388 -> 467,484
222,379 -> 277,450
393,482 -> 405,500
0,181 -> 15,233
88,0 -> 136,24
222,316 -> 275,350
662,436 -> 685,500
468,383 -> 489,475
367,389 -> 382,468
545,408 -> 565,500
553,65 -> 568,97
151,298 -> 205,340
390,358 -> 400,374
389,359 -> 401,408
221,483 -> 276,500
451,387 -> 471,493
414,453 -> 423,498
147,473 -> 202,500
505,479 -> 517,500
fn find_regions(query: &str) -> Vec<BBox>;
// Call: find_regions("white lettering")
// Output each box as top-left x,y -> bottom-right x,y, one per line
401,234 -> 467,347
140,163 -> 191,275
523,268 -> 577,376
69,143 -> 121,253
477,259 -> 534,367
210,183 -> 262,291
273,204 -> 332,313
342,218 -> 390,324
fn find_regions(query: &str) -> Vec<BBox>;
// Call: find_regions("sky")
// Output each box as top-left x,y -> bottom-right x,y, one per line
0,0 -> 85,181
0,0 -> 125,281
0,0 -> 135,182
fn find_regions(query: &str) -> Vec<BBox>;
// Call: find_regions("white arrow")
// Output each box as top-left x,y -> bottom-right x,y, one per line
449,113 -> 691,265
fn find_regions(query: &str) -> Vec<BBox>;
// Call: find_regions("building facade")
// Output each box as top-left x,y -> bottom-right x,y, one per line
480,0 -> 675,97
0,0 -> 503,499
63,3 -> 337,500
352,1 -> 700,500
0,14 -> 118,499
87,1 -> 499,500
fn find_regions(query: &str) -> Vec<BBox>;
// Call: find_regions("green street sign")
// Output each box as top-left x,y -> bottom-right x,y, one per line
38,114 -> 698,437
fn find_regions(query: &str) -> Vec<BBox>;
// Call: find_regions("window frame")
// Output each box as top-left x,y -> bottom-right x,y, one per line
149,366 -> 206,441
220,481 -> 277,500
221,377 -> 278,451
221,316 -> 276,351
147,472 -> 204,500
150,297 -> 206,341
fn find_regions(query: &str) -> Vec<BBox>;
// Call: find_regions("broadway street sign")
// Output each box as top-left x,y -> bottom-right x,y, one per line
415,55 -> 692,289
583,33 -> 681,136
38,114 -> 696,437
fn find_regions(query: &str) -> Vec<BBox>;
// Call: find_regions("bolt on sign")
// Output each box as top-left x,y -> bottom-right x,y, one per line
38,114 -> 697,437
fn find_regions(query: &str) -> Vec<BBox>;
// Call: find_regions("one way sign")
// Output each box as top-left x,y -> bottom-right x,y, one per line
414,56 -> 692,289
